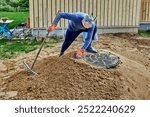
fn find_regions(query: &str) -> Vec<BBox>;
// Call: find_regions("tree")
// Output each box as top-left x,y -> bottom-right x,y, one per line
6,0 -> 10,3
9,0 -> 20,11
0,0 -> 7,6
0,0 -> 29,12
19,0 -> 29,8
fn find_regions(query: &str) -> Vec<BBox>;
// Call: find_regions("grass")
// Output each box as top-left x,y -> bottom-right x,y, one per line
138,30 -> 150,36
0,38 -> 59,59
0,11 -> 60,59
0,11 -> 29,29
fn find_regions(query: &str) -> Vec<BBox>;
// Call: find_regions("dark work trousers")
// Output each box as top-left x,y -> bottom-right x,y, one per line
61,25 -> 97,54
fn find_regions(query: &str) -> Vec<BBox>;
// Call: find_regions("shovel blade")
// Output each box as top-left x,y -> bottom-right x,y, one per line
22,61 -> 38,76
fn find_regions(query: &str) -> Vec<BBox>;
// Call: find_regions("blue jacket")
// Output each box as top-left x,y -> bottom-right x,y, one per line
53,12 -> 96,50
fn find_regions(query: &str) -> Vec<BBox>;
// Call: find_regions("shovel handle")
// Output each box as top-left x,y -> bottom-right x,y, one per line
31,31 -> 50,69
31,38 -> 46,69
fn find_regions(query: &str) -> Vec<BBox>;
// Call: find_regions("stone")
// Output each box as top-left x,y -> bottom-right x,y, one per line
0,87 -> 6,92
2,76 -> 10,80
1,82 -> 6,85
0,61 -> 7,71
6,91 -> 18,98
0,92 -> 5,97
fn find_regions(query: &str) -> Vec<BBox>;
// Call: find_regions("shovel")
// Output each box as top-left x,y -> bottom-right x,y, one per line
23,31 -> 50,76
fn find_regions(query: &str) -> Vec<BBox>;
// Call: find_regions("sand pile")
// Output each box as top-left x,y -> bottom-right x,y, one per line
6,52 -> 123,100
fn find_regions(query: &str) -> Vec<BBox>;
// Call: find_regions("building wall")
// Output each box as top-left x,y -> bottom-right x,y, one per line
30,0 -> 141,34
140,0 -> 150,22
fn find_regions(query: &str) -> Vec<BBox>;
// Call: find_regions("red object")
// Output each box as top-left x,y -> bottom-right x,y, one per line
48,24 -> 57,32
1,18 -> 8,22
76,49 -> 84,58
26,18 -> 30,28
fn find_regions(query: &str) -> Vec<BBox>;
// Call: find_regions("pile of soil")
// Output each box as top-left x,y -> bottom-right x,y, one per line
5,52 -> 123,100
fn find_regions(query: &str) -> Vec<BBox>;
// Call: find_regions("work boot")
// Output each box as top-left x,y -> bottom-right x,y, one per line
59,52 -> 64,57
86,44 -> 97,53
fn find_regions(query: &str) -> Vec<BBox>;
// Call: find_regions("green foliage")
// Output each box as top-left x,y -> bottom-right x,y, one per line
9,0 -> 19,7
19,0 -> 29,7
0,0 -> 29,12
138,31 -> 150,36
0,38 -> 59,59
0,39 -> 39,59
9,0 -> 20,11
0,4 -> 14,12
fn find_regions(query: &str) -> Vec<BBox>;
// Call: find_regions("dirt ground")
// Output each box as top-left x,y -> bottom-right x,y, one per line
0,33 -> 150,100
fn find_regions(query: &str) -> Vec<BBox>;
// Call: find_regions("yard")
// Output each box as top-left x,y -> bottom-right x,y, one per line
0,38 -> 59,59
0,11 -> 29,29
0,0 -> 150,100
0,11 -> 150,99
0,11 -> 60,59
0,33 -> 150,99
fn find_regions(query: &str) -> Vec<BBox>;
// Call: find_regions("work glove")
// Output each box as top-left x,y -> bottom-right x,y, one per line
48,24 -> 57,32
76,49 -> 84,59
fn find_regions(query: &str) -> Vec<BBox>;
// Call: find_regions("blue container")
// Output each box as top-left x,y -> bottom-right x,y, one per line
139,22 -> 150,31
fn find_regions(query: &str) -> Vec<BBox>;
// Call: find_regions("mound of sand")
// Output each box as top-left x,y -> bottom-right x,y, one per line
5,52 -> 123,100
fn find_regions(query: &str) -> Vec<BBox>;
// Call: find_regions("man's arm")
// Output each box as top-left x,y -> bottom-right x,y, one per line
53,12 -> 77,25
81,22 -> 95,50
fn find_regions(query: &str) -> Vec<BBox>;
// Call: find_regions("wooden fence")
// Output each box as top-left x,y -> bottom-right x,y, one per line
140,0 -> 150,22
29,0 -> 141,28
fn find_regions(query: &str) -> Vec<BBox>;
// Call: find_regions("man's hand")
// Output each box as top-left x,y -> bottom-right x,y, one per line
76,49 -> 84,59
48,24 -> 57,32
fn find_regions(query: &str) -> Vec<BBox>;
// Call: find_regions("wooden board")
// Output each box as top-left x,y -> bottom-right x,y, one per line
30,0 -> 142,28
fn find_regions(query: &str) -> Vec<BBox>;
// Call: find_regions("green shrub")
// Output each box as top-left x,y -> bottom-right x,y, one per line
0,5 -> 15,12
